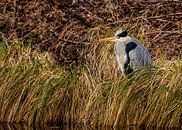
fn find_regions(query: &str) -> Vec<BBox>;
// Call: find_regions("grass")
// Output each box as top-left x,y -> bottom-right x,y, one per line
0,30 -> 182,128
0,1 -> 182,128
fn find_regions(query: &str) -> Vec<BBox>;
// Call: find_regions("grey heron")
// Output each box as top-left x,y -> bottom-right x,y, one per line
100,29 -> 152,76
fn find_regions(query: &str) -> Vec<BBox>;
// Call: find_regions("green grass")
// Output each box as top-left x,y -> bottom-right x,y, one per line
0,31 -> 182,128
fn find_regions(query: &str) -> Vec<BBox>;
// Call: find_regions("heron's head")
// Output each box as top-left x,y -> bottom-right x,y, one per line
114,28 -> 128,38
99,28 -> 130,43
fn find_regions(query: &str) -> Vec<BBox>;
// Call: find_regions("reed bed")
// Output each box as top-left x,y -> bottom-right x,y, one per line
0,32 -> 182,128
0,0 -> 182,128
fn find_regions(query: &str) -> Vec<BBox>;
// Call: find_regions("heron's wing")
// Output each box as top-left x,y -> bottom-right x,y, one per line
129,44 -> 152,68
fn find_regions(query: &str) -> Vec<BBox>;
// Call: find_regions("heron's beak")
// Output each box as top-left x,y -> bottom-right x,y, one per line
99,37 -> 115,42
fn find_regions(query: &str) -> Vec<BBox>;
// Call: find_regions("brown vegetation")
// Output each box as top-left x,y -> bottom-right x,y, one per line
0,0 -> 182,128
1,0 -> 182,68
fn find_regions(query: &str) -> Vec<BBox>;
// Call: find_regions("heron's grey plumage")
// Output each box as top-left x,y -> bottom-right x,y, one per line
114,29 -> 152,76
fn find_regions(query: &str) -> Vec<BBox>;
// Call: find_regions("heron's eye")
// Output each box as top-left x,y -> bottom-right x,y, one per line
117,31 -> 128,37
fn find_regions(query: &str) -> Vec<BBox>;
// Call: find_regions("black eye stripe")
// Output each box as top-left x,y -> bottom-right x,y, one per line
117,31 -> 128,37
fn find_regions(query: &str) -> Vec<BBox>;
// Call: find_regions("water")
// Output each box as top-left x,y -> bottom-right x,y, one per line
0,123 -> 181,130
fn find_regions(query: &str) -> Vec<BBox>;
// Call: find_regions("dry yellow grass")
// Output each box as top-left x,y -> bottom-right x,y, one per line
0,29 -> 182,128
1,1 -> 182,128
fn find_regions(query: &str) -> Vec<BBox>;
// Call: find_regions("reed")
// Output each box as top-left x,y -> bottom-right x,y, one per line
1,0 -> 182,128
0,31 -> 182,128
